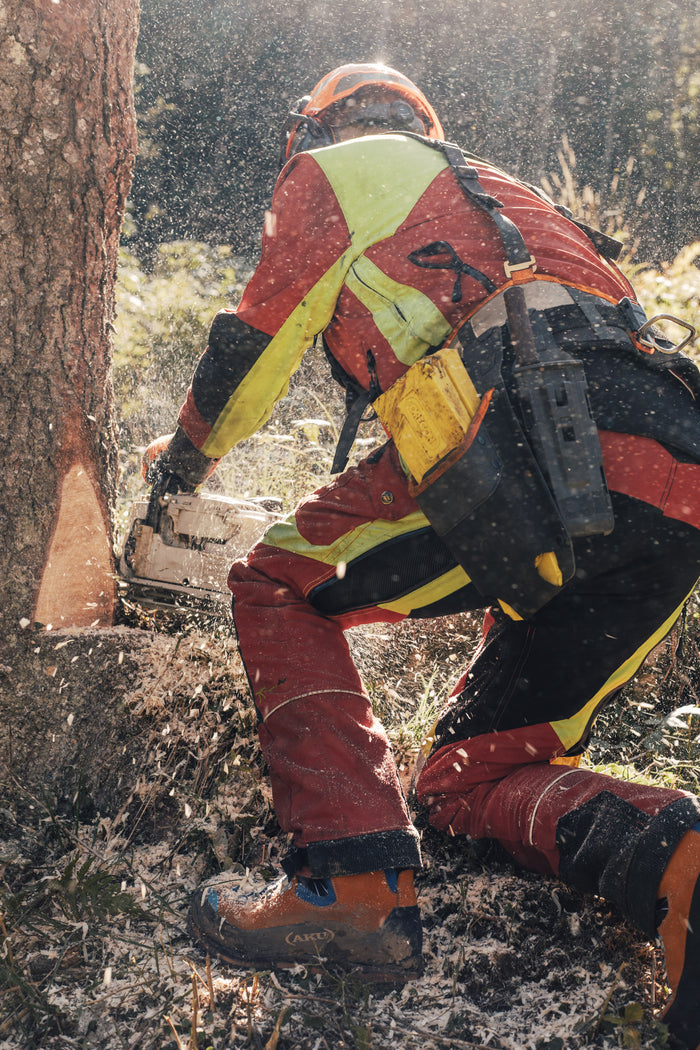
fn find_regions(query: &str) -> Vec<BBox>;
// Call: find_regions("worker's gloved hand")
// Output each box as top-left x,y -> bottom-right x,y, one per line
141,432 -> 200,530
142,434 -> 173,481
141,429 -> 219,493
141,434 -> 192,490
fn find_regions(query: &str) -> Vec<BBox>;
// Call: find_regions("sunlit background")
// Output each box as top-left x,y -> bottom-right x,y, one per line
129,0 -> 699,263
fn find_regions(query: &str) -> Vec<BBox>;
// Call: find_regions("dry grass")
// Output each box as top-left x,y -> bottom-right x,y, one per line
2,597 -> 698,1050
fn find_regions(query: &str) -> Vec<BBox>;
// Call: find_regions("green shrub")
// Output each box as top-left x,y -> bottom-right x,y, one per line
623,242 -> 700,365
114,242 -> 246,441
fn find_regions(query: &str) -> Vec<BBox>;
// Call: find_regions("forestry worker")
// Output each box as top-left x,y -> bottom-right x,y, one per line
144,63 -> 700,1048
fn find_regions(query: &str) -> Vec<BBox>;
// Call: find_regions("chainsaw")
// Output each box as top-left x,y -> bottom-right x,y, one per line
119,485 -> 282,613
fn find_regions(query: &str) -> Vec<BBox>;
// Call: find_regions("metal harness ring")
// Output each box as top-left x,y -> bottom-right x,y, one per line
637,314 -> 696,354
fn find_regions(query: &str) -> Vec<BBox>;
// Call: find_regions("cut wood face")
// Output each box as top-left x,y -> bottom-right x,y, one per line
34,461 -> 115,628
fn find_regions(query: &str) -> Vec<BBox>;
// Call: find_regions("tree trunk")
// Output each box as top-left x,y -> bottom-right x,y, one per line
0,0 -> 139,641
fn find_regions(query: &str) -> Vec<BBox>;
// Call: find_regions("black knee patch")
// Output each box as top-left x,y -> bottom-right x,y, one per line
557,791 -> 700,936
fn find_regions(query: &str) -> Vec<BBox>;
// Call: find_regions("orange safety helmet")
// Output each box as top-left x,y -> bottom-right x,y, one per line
280,62 -> 444,165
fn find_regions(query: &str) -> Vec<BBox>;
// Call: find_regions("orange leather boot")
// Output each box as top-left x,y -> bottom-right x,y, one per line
189,867 -> 422,982
657,823 -> 700,1049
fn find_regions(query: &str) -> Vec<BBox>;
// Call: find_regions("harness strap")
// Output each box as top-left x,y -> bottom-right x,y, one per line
331,388 -> 373,474
440,143 -> 536,276
562,290 -> 700,395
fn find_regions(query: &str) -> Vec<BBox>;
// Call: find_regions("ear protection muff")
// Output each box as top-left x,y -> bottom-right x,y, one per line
287,113 -> 335,153
279,97 -> 335,167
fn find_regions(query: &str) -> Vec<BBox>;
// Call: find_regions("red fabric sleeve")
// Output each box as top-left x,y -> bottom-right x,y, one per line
236,154 -> 352,336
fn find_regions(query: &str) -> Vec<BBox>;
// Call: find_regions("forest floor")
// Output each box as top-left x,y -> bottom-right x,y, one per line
1,602 -> 698,1050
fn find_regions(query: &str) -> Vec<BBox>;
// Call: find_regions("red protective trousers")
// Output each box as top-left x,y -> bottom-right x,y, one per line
229,430 -> 700,927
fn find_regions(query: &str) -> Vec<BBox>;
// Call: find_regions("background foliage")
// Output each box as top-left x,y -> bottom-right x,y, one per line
129,0 -> 700,263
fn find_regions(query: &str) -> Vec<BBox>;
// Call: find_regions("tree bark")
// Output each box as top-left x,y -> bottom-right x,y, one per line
0,0 -> 139,640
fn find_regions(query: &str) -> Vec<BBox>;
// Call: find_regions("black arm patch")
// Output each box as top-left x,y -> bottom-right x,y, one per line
190,312 -> 271,426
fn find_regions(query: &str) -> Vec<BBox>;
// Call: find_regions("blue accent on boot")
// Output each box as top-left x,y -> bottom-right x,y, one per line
385,869 -> 399,893
295,876 -> 337,907
205,887 -> 219,912
692,822 -> 700,833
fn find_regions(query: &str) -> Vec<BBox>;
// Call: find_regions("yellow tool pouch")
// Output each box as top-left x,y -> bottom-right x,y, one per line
373,347 -> 482,487
374,337 -> 576,620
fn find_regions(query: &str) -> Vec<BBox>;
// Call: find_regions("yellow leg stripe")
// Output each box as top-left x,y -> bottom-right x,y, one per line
550,592 -> 693,752
378,564 -> 472,616
261,509 -> 471,614
261,509 -> 431,568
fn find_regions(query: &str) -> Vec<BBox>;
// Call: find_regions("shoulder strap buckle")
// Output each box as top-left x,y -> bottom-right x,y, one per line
504,256 -> 537,280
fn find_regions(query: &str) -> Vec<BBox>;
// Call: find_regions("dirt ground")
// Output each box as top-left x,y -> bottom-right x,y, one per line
1,606 -> 698,1050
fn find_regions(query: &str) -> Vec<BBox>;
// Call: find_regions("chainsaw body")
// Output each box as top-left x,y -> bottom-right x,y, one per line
119,492 -> 282,611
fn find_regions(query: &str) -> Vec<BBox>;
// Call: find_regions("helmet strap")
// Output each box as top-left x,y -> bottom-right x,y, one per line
339,99 -> 423,132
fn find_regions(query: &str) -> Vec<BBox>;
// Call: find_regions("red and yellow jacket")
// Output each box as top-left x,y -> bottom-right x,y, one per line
178,134 -> 636,462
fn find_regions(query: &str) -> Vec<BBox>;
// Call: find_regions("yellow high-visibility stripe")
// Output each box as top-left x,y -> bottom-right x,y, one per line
201,136 -> 447,458
313,135 -> 447,246
550,591 -> 695,751
378,564 -> 471,615
261,509 -> 430,568
346,256 -> 452,366
262,508 -> 471,615
202,253 -> 350,456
